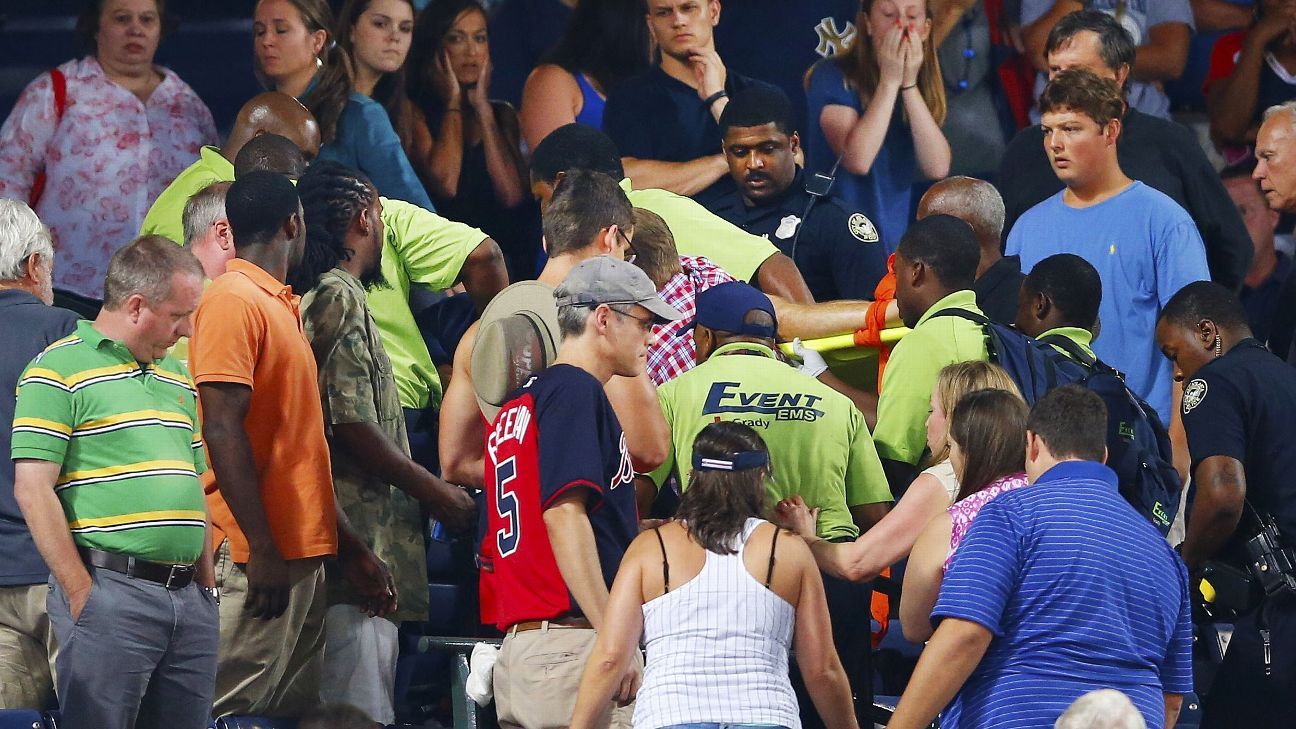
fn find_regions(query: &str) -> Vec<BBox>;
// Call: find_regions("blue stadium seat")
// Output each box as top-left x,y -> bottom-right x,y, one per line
38,711 -> 57,729
426,582 -> 462,633
1178,692 -> 1203,728
0,710 -> 43,729
215,717 -> 298,729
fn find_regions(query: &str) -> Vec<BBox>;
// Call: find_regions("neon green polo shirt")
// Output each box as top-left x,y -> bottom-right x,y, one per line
621,179 -> 778,283
12,321 -> 208,563
649,342 -> 891,540
873,290 -> 989,466
147,156 -> 486,409
371,198 -> 487,410
1037,326 -> 1096,361
140,146 -> 234,243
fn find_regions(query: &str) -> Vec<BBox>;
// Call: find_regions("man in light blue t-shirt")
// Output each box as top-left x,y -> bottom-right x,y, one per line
1006,68 -> 1208,420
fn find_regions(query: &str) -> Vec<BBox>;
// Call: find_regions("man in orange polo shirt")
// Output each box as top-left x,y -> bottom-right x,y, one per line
191,171 -> 392,719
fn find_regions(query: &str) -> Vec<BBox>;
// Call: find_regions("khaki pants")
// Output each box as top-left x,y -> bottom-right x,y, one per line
212,540 -> 327,718
494,624 -> 637,729
0,583 -> 56,709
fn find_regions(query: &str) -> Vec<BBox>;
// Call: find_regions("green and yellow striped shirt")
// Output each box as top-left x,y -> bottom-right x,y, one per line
11,321 -> 208,563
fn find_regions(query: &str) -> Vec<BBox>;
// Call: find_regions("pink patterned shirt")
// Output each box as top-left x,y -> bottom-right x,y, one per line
944,472 -> 1030,571
0,57 -> 217,298
648,255 -> 735,386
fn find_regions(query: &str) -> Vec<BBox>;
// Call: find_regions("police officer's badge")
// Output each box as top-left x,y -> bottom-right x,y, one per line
848,213 -> 880,243
1182,378 -> 1208,415
775,214 -> 801,240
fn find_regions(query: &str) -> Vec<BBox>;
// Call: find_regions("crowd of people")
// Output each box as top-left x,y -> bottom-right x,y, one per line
2,0 -> 1296,728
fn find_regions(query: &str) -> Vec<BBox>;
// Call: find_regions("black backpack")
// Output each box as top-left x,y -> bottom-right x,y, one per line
931,309 -> 1181,535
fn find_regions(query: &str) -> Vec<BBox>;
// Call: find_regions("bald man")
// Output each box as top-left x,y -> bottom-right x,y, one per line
917,176 -> 1024,324
139,92 -> 321,244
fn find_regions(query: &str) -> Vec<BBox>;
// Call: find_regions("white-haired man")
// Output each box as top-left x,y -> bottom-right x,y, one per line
0,199 -> 78,709
1253,101 -> 1296,363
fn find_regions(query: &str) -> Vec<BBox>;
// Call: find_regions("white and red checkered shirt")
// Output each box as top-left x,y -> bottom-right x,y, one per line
648,256 -> 735,386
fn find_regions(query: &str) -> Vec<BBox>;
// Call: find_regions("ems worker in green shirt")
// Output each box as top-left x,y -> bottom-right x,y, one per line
11,238 -> 218,729
139,91 -> 321,243
645,280 -> 891,722
1014,253 -> 1101,361
148,129 -> 511,463
872,216 -> 990,492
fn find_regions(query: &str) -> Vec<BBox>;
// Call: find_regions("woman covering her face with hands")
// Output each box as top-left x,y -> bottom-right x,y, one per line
406,0 -> 533,279
804,0 -> 952,253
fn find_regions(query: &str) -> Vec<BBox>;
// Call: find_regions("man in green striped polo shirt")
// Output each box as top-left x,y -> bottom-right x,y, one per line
11,236 -> 218,729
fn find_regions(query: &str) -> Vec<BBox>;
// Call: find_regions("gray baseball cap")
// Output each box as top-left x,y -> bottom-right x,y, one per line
553,257 -> 684,323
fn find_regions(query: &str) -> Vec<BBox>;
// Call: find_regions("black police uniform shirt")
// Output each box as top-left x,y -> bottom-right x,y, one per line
971,255 -> 1025,325
1180,339 -> 1296,561
710,169 -> 888,301
602,66 -> 778,210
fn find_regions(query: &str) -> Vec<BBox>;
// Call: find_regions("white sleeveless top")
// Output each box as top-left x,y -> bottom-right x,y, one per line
633,518 -> 800,729
923,459 -> 960,503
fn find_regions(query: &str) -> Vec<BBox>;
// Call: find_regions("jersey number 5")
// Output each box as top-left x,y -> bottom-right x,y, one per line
494,457 -> 520,557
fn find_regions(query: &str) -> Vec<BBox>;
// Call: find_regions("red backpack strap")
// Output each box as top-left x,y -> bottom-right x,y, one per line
50,68 -> 68,122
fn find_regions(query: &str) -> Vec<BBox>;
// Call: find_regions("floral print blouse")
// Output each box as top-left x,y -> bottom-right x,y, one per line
0,57 -> 217,299
945,472 -> 1030,571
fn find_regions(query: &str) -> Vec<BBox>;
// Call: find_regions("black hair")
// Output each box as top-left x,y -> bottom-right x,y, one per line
226,171 -> 301,248
234,133 -> 308,179
1022,253 -> 1102,330
544,0 -> 649,95
291,161 -> 378,293
719,86 -> 798,137
896,214 -> 980,291
1045,9 -> 1136,83
529,123 -> 624,183
677,421 -> 772,555
1159,281 -> 1251,332
542,170 -> 633,257
1026,384 -> 1108,462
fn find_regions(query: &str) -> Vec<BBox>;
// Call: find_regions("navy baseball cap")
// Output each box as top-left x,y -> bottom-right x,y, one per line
693,281 -> 778,338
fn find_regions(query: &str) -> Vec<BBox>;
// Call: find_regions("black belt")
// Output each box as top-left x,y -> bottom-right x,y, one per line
78,547 -> 196,590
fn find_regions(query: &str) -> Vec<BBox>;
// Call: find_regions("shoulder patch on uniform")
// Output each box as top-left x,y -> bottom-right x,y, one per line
775,214 -> 802,240
848,213 -> 879,243
1182,378 -> 1208,415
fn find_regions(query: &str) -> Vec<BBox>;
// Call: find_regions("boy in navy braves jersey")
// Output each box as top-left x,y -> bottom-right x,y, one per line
484,257 -> 682,729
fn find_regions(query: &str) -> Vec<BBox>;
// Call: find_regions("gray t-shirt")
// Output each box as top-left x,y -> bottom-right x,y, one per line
1023,0 -> 1195,119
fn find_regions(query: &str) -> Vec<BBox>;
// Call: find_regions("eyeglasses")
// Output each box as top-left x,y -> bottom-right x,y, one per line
610,306 -> 655,333
616,227 -> 638,265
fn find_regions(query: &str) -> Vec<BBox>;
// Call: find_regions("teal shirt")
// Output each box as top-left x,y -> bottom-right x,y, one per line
649,342 -> 891,540
874,290 -> 989,465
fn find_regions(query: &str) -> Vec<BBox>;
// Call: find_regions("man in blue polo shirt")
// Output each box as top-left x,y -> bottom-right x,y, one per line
887,385 -> 1193,729
602,0 -> 779,209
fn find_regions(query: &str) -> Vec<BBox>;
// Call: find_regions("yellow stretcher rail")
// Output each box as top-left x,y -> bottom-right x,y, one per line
778,326 -> 910,355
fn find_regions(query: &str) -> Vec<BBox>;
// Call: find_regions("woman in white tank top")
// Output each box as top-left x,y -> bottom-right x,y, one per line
776,361 -> 1024,584
567,422 -> 859,729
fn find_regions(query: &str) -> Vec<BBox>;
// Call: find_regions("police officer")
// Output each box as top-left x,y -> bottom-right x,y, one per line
710,87 -> 887,302
1155,281 -> 1296,728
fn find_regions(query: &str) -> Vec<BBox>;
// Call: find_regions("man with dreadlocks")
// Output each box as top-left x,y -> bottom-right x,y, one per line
294,162 -> 477,723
